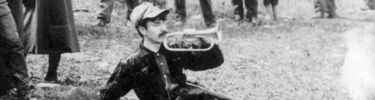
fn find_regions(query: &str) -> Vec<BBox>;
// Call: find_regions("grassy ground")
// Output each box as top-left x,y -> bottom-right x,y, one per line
21,0 -> 375,100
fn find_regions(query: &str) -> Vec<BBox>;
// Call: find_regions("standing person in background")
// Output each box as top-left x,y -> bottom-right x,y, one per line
95,0 -> 140,26
174,0 -> 216,27
0,0 -> 31,99
23,0 -> 80,83
264,0 -> 278,20
95,0 -> 166,26
144,0 -> 166,8
232,0 -> 258,22
313,0 -> 338,19
232,0 -> 278,23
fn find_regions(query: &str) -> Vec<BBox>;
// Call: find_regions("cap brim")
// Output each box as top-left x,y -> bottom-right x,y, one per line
143,9 -> 169,20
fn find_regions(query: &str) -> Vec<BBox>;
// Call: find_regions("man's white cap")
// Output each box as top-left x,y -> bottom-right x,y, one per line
130,2 -> 169,26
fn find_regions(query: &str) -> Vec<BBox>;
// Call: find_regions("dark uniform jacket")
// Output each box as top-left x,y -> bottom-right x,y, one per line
100,43 -> 224,100
7,0 -> 23,38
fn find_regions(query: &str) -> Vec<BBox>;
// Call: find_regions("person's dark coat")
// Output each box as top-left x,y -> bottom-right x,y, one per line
0,1 -> 28,93
7,0 -> 23,38
23,0 -> 79,54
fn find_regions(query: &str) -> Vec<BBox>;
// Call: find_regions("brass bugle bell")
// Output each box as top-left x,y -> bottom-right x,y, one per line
163,24 -> 222,51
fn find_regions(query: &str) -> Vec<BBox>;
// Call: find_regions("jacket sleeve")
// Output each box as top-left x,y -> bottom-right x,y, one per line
176,44 -> 224,71
100,56 -> 137,100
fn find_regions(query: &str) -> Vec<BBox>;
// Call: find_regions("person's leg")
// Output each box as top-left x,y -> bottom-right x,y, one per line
327,0 -> 337,18
263,0 -> 272,20
95,0 -> 116,26
313,0 -> 325,18
175,0 -> 186,22
125,0 -> 140,20
199,0 -> 216,27
264,0 -> 278,20
232,0 -> 244,20
44,53 -> 61,82
244,0 -> 258,22
271,0 -> 278,20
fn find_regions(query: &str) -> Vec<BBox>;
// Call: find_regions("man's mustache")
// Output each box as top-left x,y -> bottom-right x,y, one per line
159,30 -> 168,37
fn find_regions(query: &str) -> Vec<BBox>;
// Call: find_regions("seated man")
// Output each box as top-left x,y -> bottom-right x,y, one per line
99,2 -> 232,100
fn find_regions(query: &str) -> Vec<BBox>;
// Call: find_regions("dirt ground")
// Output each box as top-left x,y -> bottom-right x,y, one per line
16,0 -> 375,100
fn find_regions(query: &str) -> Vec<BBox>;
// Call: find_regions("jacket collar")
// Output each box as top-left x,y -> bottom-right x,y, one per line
139,44 -> 169,55
139,44 -> 154,55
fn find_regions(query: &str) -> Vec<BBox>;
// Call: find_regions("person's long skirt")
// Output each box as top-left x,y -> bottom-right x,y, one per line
24,0 -> 79,54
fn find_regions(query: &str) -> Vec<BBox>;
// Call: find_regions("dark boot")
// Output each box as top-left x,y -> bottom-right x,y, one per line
44,54 -> 61,83
16,85 -> 34,100
327,10 -> 338,18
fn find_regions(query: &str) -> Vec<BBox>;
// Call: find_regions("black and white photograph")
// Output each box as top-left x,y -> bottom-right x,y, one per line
1,0 -> 375,100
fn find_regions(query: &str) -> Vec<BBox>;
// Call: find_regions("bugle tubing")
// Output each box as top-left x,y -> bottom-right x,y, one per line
163,25 -> 222,51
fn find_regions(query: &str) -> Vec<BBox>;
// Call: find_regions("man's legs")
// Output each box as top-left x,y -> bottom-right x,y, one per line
0,5 -> 29,98
232,0 -> 244,20
313,0 -> 338,18
96,0 -> 115,26
264,0 -> 278,20
244,0 -> 258,22
199,0 -> 216,27
313,0 -> 324,18
174,0 -> 186,23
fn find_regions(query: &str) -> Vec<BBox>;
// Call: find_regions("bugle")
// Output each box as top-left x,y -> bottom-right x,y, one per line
163,24 -> 222,51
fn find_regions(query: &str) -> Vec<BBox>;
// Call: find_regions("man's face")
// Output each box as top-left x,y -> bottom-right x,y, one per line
143,17 -> 167,44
